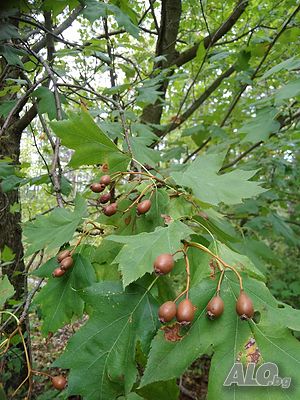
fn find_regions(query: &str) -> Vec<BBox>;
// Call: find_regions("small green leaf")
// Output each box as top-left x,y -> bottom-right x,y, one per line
260,57 -> 300,80
171,152 -> 266,206
107,221 -> 193,287
0,275 -> 15,308
128,136 -> 161,166
23,194 -> 87,255
0,45 -> 24,67
240,107 -> 280,143
0,245 -> 15,262
275,78 -> 300,103
33,254 -> 96,334
50,111 -> 130,171
33,86 -> 66,120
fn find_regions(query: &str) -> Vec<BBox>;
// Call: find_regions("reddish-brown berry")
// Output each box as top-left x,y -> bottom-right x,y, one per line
100,175 -> 111,186
137,199 -> 152,215
60,256 -> 74,271
153,253 -> 174,275
52,267 -> 65,278
158,301 -> 177,323
176,299 -> 195,325
236,290 -> 254,320
206,295 -> 224,319
103,202 -> 117,216
51,375 -> 67,390
57,250 -> 71,262
99,192 -> 111,204
90,183 -> 106,193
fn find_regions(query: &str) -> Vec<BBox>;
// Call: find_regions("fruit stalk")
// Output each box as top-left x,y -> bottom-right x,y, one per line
184,241 -> 243,290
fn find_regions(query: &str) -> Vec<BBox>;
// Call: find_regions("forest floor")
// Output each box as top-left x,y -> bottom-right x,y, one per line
30,314 -> 209,400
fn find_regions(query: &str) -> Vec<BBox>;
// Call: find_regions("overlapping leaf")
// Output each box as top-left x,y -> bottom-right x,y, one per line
171,152 -> 265,206
0,275 -> 15,308
33,254 -> 96,334
23,195 -> 86,255
240,107 -> 280,143
54,281 -> 158,400
107,221 -> 193,287
140,275 -> 300,399
50,111 -> 130,171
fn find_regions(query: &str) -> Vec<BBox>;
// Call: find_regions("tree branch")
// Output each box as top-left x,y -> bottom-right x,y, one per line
173,0 -> 249,67
162,65 -> 235,137
220,109 -> 300,171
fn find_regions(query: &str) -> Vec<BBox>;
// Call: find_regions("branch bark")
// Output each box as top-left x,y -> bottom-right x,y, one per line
173,0 -> 249,67
141,0 -> 182,125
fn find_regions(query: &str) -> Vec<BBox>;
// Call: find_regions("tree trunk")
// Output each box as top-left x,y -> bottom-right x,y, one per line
141,0 -> 182,126
0,120 -> 28,395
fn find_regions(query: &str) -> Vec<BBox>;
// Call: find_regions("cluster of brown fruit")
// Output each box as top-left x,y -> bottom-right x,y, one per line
90,174 -> 117,216
90,173 -> 153,216
51,375 -> 67,390
154,252 -> 254,326
206,290 -> 254,320
52,250 -> 73,278
153,253 -> 196,325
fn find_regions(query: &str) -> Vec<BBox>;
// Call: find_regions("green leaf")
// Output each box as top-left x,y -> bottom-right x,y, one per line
33,86 -> 66,120
33,254 -> 96,334
0,21 -> 19,40
141,275 -> 300,399
54,281 -> 158,399
136,86 -> 163,106
109,4 -> 139,39
23,194 -> 87,255
136,379 -> 179,400
0,100 -> 16,117
196,41 -> 205,63
275,78 -> 300,103
83,1 -> 139,38
236,49 -> 251,71
107,221 -> 193,287
216,242 -> 265,281
260,57 -> 300,80
0,45 -> 24,67
240,107 -> 280,143
0,275 -> 15,308
128,136 -> 161,166
50,111 -> 130,171
0,245 -> 15,262
171,152 -> 266,206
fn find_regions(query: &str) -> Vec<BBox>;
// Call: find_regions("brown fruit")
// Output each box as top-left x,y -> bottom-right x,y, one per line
158,301 -> 177,323
52,267 -> 65,278
153,253 -> 174,275
236,290 -> 254,320
100,175 -> 111,186
206,295 -> 224,319
51,375 -> 67,390
99,192 -> 111,204
90,183 -> 106,193
103,202 -> 117,216
137,199 -> 152,215
176,298 -> 195,325
60,256 -> 74,271
57,250 -> 71,262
